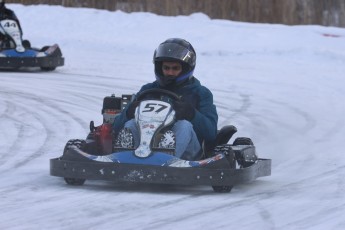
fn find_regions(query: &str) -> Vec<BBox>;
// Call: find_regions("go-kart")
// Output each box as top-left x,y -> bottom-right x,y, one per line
0,19 -> 64,71
50,89 -> 271,193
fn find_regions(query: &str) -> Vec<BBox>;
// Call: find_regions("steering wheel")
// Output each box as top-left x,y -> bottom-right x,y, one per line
135,88 -> 181,103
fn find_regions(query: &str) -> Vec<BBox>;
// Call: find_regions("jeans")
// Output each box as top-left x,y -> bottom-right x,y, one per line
124,119 -> 201,160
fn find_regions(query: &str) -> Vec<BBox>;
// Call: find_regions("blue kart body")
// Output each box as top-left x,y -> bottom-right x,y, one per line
50,90 -> 271,192
0,44 -> 64,71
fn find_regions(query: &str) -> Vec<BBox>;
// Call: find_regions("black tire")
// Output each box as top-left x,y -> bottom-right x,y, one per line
212,185 -> 233,193
63,139 -> 86,186
212,185 -> 234,193
64,139 -> 86,152
233,137 -> 256,168
39,45 -> 61,71
233,137 -> 254,146
41,67 -> 56,71
64,178 -> 85,186
212,148 -> 235,193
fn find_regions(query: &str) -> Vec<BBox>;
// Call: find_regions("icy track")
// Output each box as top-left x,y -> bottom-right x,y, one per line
1,4 -> 345,230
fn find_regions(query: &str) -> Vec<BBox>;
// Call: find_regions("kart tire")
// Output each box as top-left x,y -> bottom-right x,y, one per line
39,45 -> 61,71
64,177 -> 86,186
233,137 -> 256,168
41,67 -> 56,71
62,139 -> 86,186
212,185 -> 233,193
233,137 -> 254,146
212,148 -> 235,193
64,139 -> 86,151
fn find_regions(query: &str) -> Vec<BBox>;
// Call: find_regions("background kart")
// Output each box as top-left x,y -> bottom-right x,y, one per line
0,18 -> 64,71
0,43 -> 64,71
50,89 -> 271,193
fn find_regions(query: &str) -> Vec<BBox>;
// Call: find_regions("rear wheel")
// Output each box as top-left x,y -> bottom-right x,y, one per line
64,178 -> 85,185
39,46 -> 59,71
233,137 -> 257,168
41,67 -> 56,71
212,185 -> 233,193
233,137 -> 254,146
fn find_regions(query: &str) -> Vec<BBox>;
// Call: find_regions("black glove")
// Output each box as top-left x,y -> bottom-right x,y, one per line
173,100 -> 195,121
126,101 -> 140,119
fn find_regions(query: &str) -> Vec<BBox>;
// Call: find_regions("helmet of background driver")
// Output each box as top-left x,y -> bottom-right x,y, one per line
153,38 -> 196,87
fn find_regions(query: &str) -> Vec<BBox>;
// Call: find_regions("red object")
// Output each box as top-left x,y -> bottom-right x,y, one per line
95,123 -> 113,154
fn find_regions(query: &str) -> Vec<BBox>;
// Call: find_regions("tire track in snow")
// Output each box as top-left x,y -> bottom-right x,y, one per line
1,64 -> 344,229
0,90 -> 87,172
0,101 -> 22,162
0,72 -> 102,173
120,190 -> 276,230
137,165 -> 345,230
0,70 -> 145,174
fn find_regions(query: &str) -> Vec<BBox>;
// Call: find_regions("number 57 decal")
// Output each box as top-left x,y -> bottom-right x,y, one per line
142,103 -> 168,113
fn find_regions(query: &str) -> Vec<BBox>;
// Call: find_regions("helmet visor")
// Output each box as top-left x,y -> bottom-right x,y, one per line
155,43 -> 194,64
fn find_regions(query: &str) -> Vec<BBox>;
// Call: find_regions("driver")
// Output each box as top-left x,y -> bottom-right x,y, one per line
0,0 -> 24,51
113,38 -> 218,160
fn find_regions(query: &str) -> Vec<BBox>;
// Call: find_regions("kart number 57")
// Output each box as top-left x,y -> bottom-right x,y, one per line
142,103 -> 168,113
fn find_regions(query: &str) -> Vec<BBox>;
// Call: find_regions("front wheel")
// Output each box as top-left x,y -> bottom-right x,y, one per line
212,185 -> 233,193
64,178 -> 85,186
212,146 -> 235,193
64,139 -> 86,152
41,67 -> 56,71
62,139 -> 87,186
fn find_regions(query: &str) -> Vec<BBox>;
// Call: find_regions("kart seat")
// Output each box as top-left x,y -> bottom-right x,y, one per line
203,125 -> 237,158
216,125 -> 237,146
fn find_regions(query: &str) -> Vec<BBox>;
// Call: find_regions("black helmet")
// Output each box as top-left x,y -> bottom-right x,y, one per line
153,38 -> 196,87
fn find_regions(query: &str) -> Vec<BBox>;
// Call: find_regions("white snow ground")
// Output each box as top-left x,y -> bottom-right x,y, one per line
1,4 -> 345,230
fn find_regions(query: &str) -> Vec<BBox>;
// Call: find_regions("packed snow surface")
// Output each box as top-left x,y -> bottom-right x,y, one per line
1,4 -> 345,230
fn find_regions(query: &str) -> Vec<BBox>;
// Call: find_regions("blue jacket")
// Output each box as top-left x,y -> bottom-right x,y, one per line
113,77 -> 218,145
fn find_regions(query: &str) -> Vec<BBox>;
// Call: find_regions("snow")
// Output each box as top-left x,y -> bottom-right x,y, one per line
1,3 -> 345,230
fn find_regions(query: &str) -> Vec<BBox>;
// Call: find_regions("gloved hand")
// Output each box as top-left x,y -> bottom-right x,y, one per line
173,100 -> 195,121
126,101 -> 140,119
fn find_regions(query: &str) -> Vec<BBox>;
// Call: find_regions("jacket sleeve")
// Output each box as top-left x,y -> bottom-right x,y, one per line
190,87 -> 218,143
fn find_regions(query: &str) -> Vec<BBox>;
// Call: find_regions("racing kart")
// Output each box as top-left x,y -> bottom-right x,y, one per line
0,19 -> 64,71
50,89 -> 271,193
